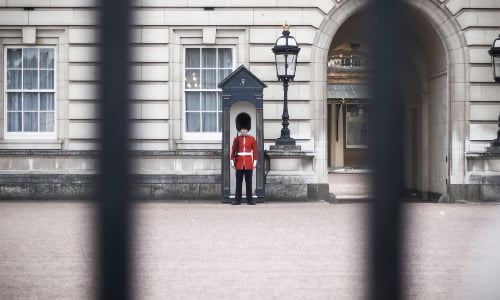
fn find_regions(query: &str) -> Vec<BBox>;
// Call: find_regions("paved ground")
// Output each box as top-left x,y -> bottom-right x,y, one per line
328,173 -> 372,198
1,202 -> 500,299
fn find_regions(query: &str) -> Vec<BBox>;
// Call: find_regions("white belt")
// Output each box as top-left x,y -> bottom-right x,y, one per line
237,152 -> 252,156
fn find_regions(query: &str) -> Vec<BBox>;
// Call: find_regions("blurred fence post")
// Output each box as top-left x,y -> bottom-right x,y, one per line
96,0 -> 133,299
91,0 -> 408,298
368,0 -> 407,299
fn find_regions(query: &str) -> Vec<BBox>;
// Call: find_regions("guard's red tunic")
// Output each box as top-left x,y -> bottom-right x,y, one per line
230,135 -> 258,170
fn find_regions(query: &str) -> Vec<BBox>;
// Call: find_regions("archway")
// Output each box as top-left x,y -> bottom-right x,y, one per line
326,9 -> 371,170
402,7 -> 448,199
318,0 -> 466,199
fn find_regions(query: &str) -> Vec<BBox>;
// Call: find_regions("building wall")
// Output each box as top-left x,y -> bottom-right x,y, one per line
0,0 -> 499,200
453,0 -> 500,151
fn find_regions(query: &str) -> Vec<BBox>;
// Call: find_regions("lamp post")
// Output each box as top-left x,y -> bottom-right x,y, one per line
488,34 -> 500,148
272,24 -> 300,145
488,34 -> 500,83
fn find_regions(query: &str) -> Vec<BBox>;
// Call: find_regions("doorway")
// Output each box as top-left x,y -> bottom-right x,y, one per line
327,100 -> 369,169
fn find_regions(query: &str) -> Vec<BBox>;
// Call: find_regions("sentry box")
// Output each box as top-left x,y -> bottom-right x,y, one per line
218,65 -> 267,203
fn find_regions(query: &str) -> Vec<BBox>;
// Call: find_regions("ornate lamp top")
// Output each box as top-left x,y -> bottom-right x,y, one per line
283,23 -> 289,32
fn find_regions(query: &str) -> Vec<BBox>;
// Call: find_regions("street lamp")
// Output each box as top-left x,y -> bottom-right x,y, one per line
488,34 -> 500,83
272,24 -> 300,145
488,34 -> 500,148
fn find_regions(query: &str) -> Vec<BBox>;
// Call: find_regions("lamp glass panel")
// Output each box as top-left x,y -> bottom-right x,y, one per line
494,56 -> 500,79
275,54 -> 286,76
286,54 -> 297,77
287,38 -> 297,46
276,37 -> 287,46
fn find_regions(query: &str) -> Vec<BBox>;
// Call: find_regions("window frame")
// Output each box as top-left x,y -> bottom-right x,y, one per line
4,46 -> 57,140
182,46 -> 234,141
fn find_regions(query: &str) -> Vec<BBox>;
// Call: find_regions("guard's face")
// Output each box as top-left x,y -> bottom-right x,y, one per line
240,128 -> 248,136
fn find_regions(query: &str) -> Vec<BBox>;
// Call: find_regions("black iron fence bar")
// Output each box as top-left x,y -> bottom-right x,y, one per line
91,1 -> 406,299
96,0 -> 133,299
368,0 -> 407,299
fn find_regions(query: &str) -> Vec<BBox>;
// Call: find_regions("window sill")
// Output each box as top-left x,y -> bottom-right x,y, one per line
0,139 -> 63,150
176,140 -> 222,150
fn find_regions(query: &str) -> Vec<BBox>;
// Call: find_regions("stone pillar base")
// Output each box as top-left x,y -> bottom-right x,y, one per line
269,144 -> 302,152
463,151 -> 500,201
448,173 -> 500,202
265,146 -> 329,201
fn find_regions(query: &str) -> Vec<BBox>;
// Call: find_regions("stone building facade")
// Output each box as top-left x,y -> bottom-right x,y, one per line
0,0 -> 499,201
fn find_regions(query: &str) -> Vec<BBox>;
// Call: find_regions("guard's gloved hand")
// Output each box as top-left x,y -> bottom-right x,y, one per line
230,160 -> 235,168
253,160 -> 257,168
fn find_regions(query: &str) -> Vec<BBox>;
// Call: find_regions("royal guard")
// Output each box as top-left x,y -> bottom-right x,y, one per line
230,125 -> 258,205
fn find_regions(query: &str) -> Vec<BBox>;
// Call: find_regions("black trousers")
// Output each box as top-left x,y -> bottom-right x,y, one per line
235,169 -> 253,202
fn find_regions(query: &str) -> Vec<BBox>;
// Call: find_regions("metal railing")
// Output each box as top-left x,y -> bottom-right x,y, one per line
96,0 -> 133,299
94,0 -> 406,299
327,55 -> 369,70
368,0 -> 407,299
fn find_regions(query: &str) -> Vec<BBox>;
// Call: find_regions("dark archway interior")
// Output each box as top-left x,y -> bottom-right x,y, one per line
327,5 -> 449,198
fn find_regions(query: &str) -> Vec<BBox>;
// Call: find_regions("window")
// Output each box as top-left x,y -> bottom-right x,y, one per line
346,103 -> 368,148
5,47 -> 56,138
184,48 -> 232,138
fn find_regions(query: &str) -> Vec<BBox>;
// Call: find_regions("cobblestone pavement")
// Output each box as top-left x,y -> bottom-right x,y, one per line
1,201 -> 500,299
